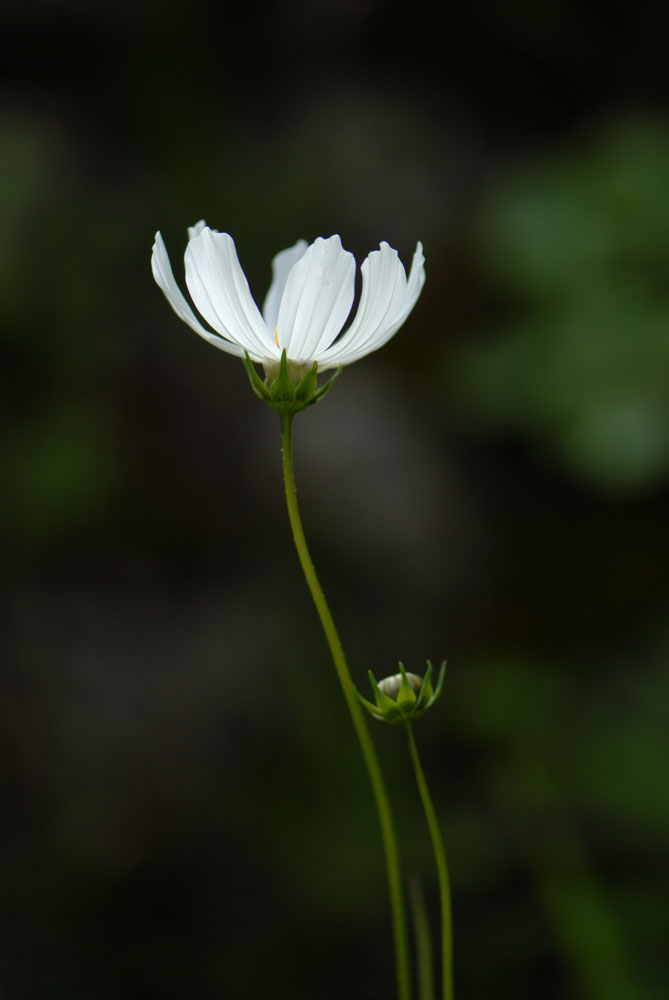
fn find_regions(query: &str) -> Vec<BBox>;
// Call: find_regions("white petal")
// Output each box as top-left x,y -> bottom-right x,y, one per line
276,235 -> 355,361
185,229 -> 276,360
405,241 -> 426,306
318,242 -> 425,369
188,219 -> 207,241
317,242 -> 406,365
354,241 -> 425,357
381,240 -> 425,337
262,240 -> 309,332
151,232 -> 245,357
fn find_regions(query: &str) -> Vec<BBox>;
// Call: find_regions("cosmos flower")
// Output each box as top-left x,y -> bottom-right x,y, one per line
151,222 -> 425,380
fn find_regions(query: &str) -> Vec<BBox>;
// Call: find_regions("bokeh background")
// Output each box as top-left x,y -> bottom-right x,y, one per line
3,2 -> 668,998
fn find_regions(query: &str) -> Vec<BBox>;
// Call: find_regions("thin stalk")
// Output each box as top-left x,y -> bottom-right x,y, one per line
407,725 -> 453,1000
280,413 -> 412,1000
408,875 -> 436,1000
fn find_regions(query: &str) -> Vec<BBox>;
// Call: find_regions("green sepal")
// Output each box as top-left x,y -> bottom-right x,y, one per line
242,351 -> 272,402
269,349 -> 296,406
306,365 -> 343,407
242,353 -> 343,416
430,660 -> 447,703
414,661 -> 434,712
368,670 -> 404,719
397,661 -> 417,708
294,362 -> 319,402
353,684 -> 386,722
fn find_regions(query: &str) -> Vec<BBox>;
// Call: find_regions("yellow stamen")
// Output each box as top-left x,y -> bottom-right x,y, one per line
274,327 -> 280,347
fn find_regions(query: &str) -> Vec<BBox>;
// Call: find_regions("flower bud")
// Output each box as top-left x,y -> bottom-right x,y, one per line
378,672 -> 423,698
355,660 -> 447,726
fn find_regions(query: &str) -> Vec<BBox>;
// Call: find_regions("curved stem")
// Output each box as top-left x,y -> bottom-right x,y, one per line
280,413 -> 412,1000
407,725 -> 453,1000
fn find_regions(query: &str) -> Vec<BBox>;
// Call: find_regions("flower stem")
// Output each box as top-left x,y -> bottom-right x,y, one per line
406,725 -> 453,1000
280,413 -> 412,1000
408,875 -> 436,1000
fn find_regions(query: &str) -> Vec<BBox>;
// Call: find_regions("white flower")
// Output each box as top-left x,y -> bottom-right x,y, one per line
151,222 -> 425,378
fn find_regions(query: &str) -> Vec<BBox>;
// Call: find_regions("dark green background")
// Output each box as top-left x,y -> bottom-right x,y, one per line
2,2 -> 668,997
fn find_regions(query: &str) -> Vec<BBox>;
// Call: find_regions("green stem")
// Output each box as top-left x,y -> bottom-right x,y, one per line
407,725 -> 453,1000
280,413 -> 412,1000
408,876 -> 436,1000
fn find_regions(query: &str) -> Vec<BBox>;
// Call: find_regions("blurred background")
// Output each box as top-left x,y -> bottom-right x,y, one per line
2,2 -> 668,998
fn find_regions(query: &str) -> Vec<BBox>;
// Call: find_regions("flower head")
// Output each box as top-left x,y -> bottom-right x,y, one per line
151,223 -> 425,392
355,660 -> 447,726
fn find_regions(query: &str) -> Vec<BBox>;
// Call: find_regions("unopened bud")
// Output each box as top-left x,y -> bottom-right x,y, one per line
355,660 -> 447,726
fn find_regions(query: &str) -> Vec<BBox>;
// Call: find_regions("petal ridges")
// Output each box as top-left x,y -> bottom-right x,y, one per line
151,231 -> 246,357
276,236 -> 356,361
185,229 -> 275,360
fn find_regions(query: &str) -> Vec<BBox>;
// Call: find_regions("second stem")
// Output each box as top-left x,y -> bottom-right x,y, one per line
407,725 -> 453,1000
